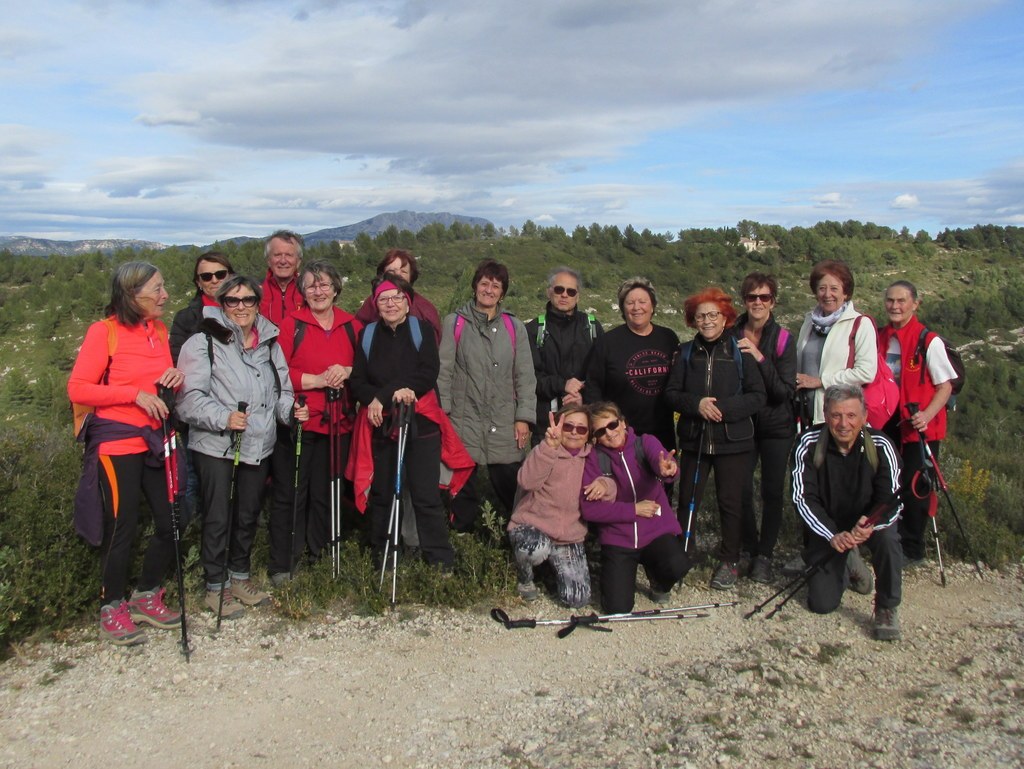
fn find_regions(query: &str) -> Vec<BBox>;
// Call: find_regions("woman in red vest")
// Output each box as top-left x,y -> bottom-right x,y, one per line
878,280 -> 957,566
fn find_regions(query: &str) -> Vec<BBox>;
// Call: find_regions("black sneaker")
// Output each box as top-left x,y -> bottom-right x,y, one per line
873,606 -> 901,641
710,561 -> 738,590
748,556 -> 774,584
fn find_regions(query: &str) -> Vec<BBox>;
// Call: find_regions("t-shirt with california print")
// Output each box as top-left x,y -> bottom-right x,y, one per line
584,323 -> 680,452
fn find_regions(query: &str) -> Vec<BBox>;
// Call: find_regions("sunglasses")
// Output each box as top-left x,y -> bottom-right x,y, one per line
561,422 -> 590,436
745,292 -> 774,303
552,285 -> 578,297
198,270 -> 229,282
222,295 -> 259,308
592,420 -> 620,440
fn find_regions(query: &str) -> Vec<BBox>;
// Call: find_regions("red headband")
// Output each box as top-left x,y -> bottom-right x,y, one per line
373,280 -> 400,303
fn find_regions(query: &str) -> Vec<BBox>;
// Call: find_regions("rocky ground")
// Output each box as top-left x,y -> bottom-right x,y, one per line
1,561 -> 1022,769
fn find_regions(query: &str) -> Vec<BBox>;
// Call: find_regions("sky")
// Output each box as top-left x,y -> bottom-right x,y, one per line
1,0 -> 1022,245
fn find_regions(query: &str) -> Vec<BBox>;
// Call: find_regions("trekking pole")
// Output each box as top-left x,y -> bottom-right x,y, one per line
909,405 -> 987,581
490,602 -> 731,638
217,400 -> 248,631
288,395 -> 307,580
158,385 -> 190,662
326,387 -> 342,578
682,420 -> 707,553
379,401 -> 412,606
907,429 -> 946,586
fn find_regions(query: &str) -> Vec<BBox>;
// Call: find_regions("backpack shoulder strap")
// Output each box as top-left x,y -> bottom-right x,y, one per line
730,336 -> 744,392
292,318 -> 307,354
408,315 -> 423,351
361,321 -> 378,359
775,327 -> 790,359
846,315 -> 865,369
633,436 -> 649,474
535,313 -> 546,348
813,426 -> 879,471
453,315 -> 466,346
587,313 -> 597,342
812,427 -> 829,469
863,429 -> 879,472
598,450 -> 612,477
502,313 -> 517,352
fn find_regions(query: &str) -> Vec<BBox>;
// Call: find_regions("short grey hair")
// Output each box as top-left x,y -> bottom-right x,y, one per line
547,266 -> 582,290
823,383 -> 866,413
264,229 -> 304,260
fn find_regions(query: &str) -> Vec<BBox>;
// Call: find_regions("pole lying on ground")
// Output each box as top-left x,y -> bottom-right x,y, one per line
288,395 -> 307,580
326,387 -> 342,578
158,385 -> 190,662
491,602 -> 735,638
906,403 -> 983,580
682,421 -> 707,553
217,400 -> 248,631
379,401 -> 412,606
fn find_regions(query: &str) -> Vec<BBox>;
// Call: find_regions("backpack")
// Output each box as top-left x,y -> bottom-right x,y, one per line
847,315 -> 898,430
680,336 -> 744,394
914,327 -> 965,410
534,312 -> 598,348
71,318 -> 121,437
293,317 -> 358,358
453,312 -> 517,356
361,316 -> 424,358
597,437 -> 653,478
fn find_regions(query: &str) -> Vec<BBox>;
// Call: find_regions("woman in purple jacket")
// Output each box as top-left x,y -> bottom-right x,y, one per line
581,402 -> 692,613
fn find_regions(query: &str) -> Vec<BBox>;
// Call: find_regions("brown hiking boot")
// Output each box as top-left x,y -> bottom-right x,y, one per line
206,588 -> 245,619
231,578 -> 270,607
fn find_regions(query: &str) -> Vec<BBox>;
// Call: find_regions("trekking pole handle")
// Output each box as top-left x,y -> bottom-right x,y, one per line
490,608 -> 537,629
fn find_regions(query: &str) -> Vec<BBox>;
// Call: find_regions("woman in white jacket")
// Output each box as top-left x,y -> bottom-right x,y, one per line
795,260 -> 877,427
177,275 -> 307,619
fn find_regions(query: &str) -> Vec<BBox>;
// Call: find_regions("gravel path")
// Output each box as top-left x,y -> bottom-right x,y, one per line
2,562 -> 1022,769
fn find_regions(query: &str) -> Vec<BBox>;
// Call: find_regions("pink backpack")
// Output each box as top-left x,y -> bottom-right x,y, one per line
847,315 -> 898,429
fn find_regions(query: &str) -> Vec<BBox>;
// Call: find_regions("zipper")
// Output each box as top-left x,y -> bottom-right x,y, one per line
704,344 -> 715,454
619,449 -> 639,548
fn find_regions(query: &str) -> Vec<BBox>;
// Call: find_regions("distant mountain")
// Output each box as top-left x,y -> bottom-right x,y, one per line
303,211 -> 492,245
0,236 -> 167,257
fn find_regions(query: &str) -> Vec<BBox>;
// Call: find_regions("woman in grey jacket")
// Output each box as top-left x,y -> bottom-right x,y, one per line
437,259 -> 536,531
177,276 -> 307,619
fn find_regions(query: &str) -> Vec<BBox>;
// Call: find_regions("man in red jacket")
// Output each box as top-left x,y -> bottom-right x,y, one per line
260,230 -> 304,326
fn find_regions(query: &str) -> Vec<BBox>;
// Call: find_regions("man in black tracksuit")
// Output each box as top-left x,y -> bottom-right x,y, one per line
525,267 -> 603,442
792,383 -> 903,640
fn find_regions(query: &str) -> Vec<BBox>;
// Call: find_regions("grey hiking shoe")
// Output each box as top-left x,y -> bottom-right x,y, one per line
748,556 -> 774,584
710,561 -> 738,590
231,578 -> 270,607
781,553 -> 806,577
206,588 -> 245,620
846,548 -> 874,595
873,606 -> 901,641
517,582 -> 540,602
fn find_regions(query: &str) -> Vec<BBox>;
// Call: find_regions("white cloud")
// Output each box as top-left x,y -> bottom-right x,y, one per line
891,193 -> 920,209
814,192 -> 845,209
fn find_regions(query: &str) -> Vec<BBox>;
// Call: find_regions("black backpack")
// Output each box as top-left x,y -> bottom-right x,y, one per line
914,327 -> 965,410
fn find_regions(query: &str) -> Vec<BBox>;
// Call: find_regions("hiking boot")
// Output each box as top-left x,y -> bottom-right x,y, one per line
710,561 -> 739,590
873,606 -> 901,641
205,588 -> 245,620
269,572 -> 293,589
99,601 -> 147,646
517,581 -> 540,602
231,578 -> 271,607
650,588 -> 672,605
748,555 -> 774,585
846,548 -> 874,595
128,587 -> 181,629
902,554 -> 925,570
781,553 -> 806,577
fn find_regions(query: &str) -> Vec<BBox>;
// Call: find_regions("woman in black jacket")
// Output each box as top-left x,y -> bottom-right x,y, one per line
733,273 -> 797,584
665,287 -> 765,591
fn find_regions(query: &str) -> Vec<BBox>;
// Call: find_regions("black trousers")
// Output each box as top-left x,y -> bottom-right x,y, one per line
449,462 -> 521,532
98,453 -> 182,608
898,439 -> 941,561
676,450 -> 751,563
599,534 -> 692,614
740,436 -> 793,559
194,451 -> 270,588
805,523 -> 902,614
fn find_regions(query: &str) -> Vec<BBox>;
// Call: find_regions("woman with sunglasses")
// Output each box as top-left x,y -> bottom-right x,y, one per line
664,287 -> 765,591
177,275 -> 307,619
169,251 -> 235,364
580,402 -> 691,614
732,273 -> 796,584
507,405 -> 609,607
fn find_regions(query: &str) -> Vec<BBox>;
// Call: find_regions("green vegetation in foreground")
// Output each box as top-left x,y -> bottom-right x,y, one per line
0,220 -> 1022,647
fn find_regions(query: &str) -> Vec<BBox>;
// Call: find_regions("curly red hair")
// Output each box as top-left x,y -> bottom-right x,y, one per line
683,287 -> 737,329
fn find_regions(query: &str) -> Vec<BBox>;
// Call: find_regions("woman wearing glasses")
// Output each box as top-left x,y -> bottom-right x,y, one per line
268,261 -> 361,583
507,405 -> 610,607
169,252 -> 235,364
580,402 -> 690,614
732,273 -> 797,584
177,275 -> 307,619
664,287 -> 765,591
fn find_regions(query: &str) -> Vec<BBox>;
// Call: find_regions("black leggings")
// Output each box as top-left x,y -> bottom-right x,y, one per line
98,453 -> 180,608
599,534 -> 691,614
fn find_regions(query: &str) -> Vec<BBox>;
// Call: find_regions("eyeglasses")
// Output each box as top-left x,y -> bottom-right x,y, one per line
561,422 -> 589,436
222,295 -> 259,308
552,285 -> 579,297
198,269 -> 229,282
745,293 -> 773,304
376,293 -> 406,306
304,281 -> 334,295
592,420 -> 620,440
694,311 -> 722,322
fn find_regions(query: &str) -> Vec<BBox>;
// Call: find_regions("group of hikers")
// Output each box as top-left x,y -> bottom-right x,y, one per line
68,230 -> 958,647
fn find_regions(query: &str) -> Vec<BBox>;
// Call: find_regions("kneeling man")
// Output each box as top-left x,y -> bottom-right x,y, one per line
792,383 -> 903,640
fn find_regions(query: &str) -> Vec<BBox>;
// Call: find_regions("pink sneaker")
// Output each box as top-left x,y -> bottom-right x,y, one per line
128,587 -> 182,629
100,601 -> 147,646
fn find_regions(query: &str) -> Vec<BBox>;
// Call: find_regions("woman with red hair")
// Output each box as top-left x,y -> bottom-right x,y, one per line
665,287 -> 765,590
